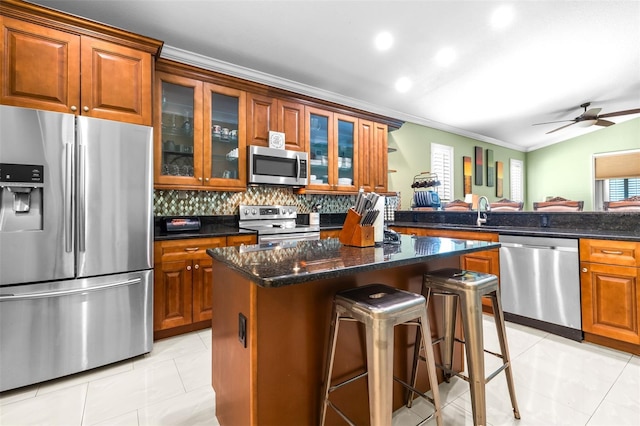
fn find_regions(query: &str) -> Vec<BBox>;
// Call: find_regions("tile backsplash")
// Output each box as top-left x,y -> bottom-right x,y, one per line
154,187 -> 356,216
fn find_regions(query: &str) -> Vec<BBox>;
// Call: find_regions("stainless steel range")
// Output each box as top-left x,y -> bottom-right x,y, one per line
239,205 -> 320,243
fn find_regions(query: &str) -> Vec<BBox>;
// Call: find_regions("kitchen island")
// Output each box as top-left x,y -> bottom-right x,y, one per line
207,235 -> 499,426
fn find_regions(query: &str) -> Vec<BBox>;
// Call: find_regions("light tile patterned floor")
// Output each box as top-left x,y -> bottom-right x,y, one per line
1,318 -> 638,425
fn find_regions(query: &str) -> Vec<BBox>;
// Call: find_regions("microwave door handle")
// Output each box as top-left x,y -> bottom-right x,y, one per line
295,154 -> 301,180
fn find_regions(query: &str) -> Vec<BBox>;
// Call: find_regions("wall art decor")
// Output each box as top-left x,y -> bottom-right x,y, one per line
496,161 -> 504,197
486,149 -> 494,187
474,146 -> 483,186
463,156 -> 472,195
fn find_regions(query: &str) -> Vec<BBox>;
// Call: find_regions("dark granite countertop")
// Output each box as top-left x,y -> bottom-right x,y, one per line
390,221 -> 640,242
391,210 -> 640,242
154,215 -> 256,241
207,234 -> 499,288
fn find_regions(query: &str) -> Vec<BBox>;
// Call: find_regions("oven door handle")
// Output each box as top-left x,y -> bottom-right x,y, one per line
259,232 -> 320,243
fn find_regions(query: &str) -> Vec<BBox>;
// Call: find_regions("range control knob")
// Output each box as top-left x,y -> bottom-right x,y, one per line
251,209 -> 257,215
243,209 -> 249,216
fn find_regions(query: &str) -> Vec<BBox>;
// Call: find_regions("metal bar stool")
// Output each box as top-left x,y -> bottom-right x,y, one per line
320,284 -> 443,426
410,268 -> 520,425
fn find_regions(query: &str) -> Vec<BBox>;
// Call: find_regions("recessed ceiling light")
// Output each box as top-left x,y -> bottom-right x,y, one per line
395,77 -> 412,93
375,31 -> 393,51
435,47 -> 456,67
491,5 -> 515,29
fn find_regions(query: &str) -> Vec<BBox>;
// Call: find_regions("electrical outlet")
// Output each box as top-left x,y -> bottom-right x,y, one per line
238,313 -> 247,348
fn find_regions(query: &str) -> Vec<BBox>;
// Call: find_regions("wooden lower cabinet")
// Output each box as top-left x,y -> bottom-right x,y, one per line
154,235 -> 256,339
320,229 -> 341,239
391,227 -> 499,312
580,239 -> 640,354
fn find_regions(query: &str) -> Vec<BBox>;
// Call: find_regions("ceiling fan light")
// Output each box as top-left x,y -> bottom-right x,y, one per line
577,119 -> 597,127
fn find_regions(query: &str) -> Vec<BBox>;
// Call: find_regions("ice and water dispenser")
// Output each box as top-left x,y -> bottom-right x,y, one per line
0,163 -> 44,231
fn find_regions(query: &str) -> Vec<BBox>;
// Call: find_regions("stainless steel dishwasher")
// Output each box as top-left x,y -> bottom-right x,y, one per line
499,235 -> 582,341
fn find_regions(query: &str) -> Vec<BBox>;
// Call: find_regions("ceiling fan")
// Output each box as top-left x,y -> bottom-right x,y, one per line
533,102 -> 640,134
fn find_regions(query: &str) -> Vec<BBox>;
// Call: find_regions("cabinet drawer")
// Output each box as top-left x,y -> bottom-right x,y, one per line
391,227 -> 498,242
157,237 -> 226,259
226,234 -> 257,247
580,239 -> 640,267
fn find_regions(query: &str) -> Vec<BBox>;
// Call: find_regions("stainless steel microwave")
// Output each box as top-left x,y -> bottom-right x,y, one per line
248,146 -> 308,186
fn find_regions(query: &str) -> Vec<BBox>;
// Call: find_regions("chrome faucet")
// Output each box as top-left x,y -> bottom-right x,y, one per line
477,196 -> 490,226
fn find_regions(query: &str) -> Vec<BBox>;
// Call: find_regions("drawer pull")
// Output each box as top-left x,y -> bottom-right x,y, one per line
184,247 -> 199,252
600,250 -> 623,255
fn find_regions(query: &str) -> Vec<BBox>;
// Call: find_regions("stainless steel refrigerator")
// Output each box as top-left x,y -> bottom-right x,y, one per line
0,105 -> 154,392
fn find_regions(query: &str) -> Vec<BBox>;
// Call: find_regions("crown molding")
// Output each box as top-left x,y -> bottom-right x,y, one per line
161,45 -> 526,152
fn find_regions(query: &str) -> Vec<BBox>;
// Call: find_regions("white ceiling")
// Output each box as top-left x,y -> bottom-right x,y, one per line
30,0 -> 640,152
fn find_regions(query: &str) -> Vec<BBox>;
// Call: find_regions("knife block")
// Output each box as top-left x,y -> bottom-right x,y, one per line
339,208 -> 375,247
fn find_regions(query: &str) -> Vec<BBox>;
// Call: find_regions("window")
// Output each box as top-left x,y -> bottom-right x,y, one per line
608,178 -> 640,201
594,150 -> 640,209
510,159 -> 523,202
430,143 -> 453,202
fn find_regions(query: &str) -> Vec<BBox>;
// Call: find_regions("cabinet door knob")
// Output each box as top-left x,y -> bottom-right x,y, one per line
198,177 -> 203,181
186,265 -> 192,271
83,106 -> 90,112
582,267 -> 588,273
194,264 -> 199,270
70,106 -> 77,112
205,178 -> 210,182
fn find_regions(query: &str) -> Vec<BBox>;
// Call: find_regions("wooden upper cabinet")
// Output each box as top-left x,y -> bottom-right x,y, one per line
1,17 -> 80,113
278,98 -> 304,151
247,93 -> 304,151
358,119 -> 387,192
80,36 -> 152,125
358,119 -> 374,192
0,4 -> 160,126
372,122 -> 388,192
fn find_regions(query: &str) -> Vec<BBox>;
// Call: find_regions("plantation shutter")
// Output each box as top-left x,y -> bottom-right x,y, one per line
510,159 -> 523,202
430,143 -> 453,202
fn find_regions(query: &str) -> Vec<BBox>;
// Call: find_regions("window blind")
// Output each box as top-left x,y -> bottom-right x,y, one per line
510,159 -> 523,202
431,143 -> 453,202
609,178 -> 640,201
595,152 -> 640,179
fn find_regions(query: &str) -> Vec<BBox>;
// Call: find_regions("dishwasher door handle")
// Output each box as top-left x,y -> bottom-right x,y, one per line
500,242 -> 578,252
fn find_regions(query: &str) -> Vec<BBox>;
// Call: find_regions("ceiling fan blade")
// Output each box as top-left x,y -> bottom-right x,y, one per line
598,108 -> 640,118
532,119 -> 576,126
582,108 -> 601,119
595,119 -> 615,127
546,121 -> 578,134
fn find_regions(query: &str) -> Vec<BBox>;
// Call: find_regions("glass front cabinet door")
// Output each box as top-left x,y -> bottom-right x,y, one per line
203,83 -> 246,189
306,107 -> 358,191
334,113 -> 358,192
155,72 -> 246,189
306,107 -> 333,190
155,72 -> 203,186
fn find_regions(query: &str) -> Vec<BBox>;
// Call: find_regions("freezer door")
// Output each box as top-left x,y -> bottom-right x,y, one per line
0,270 -> 153,391
0,106 -> 75,285
76,116 -> 153,277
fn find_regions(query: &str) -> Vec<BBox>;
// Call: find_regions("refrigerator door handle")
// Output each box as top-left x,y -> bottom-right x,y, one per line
64,142 -> 73,253
77,144 -> 86,252
0,278 -> 141,301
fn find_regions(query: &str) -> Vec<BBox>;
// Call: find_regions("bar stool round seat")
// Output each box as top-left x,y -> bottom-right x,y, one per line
413,268 -> 520,425
320,283 -> 443,426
